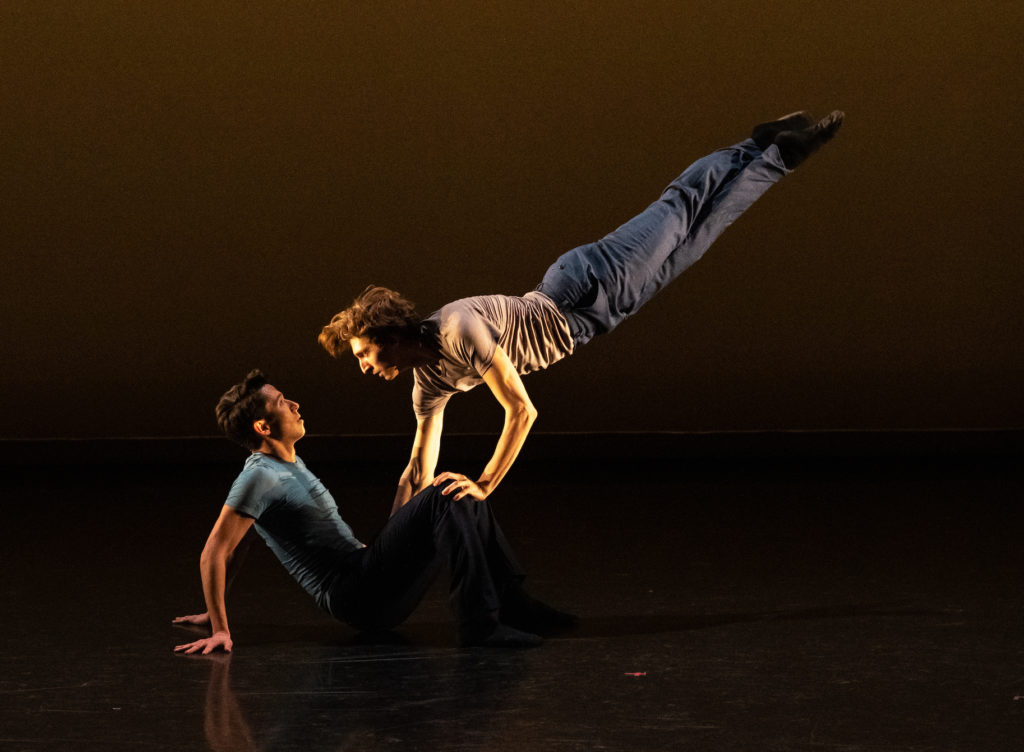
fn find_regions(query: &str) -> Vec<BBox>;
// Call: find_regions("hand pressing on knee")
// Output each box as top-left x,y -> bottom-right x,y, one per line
433,471 -> 488,501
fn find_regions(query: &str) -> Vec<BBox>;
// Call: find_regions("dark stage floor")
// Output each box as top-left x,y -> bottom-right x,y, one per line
2,451 -> 1022,751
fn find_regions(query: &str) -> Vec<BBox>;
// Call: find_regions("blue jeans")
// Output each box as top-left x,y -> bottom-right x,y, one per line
536,139 -> 790,345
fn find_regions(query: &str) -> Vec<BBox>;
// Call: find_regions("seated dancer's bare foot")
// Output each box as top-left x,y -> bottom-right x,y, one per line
773,110 -> 845,169
460,622 -> 544,648
500,589 -> 578,635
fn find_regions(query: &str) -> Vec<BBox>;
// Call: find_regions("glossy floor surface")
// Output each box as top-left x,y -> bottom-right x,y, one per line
2,453 -> 1022,751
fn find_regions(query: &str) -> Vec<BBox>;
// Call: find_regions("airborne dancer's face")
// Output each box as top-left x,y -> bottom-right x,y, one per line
349,336 -> 402,381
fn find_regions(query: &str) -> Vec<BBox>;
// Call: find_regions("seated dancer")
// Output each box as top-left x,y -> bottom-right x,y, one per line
318,111 -> 844,515
173,370 -> 571,654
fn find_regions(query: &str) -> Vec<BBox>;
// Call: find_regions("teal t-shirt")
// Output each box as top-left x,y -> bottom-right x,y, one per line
225,453 -> 365,609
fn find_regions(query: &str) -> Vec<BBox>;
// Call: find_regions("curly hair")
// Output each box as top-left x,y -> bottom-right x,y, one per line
318,285 -> 423,358
215,369 -> 271,451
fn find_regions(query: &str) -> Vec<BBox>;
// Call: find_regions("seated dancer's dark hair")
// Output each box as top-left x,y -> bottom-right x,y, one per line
216,369 -> 271,451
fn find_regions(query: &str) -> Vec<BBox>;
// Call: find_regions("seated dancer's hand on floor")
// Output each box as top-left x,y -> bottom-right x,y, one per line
172,612 -> 211,628
175,631 -> 233,655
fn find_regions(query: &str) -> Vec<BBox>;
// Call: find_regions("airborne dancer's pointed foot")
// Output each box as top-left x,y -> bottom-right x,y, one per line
773,110 -> 845,169
751,111 -> 815,150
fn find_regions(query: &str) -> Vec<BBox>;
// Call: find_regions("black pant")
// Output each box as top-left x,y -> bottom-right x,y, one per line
326,485 -> 525,640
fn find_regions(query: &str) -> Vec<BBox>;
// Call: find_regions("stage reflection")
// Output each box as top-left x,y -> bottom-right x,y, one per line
193,643 -> 529,751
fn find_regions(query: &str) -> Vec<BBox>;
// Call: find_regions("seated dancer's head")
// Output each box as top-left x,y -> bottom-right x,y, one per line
318,285 -> 430,381
215,369 -> 305,451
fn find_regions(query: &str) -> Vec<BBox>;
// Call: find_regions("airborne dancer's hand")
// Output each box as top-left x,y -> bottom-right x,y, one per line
434,471 -> 488,501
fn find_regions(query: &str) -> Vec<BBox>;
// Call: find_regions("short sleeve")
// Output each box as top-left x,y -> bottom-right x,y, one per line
225,465 -> 280,519
445,310 -> 498,375
412,377 -> 453,418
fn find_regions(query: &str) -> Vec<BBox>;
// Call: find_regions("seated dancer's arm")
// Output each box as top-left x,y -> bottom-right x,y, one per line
172,528 -> 255,627
433,344 -> 537,501
392,411 -> 444,516
174,505 -> 254,655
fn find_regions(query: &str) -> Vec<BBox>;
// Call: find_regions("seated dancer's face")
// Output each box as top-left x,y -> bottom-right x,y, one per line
349,336 -> 401,381
258,384 -> 306,441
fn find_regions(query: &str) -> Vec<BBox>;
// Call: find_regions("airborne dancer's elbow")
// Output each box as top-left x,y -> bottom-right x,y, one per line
402,458 -> 426,490
518,402 -> 538,425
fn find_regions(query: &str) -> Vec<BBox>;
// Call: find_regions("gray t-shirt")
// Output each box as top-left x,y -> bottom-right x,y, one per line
412,291 -> 575,417
225,453 -> 365,609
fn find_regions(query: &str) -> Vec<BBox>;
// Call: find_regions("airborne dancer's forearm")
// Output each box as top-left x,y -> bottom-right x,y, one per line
392,413 -> 444,516
475,404 -> 536,497
391,478 -> 415,517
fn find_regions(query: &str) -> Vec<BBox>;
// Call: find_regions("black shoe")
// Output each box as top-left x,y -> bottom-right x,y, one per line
460,623 -> 543,648
501,591 -> 578,635
773,110 -> 845,169
751,111 -> 815,150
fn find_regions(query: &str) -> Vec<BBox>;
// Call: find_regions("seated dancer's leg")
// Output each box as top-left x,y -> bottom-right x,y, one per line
536,112 -> 841,345
468,493 -> 578,634
327,486 -> 541,646
326,493 -> 443,633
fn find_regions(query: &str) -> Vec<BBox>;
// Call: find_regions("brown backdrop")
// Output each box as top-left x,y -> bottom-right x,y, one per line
2,1 -> 1021,439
